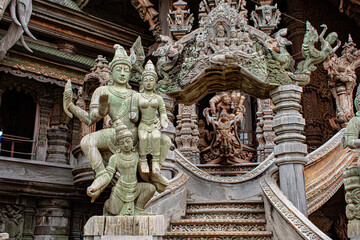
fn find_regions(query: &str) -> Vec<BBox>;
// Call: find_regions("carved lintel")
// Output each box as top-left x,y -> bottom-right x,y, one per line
250,4 -> 281,35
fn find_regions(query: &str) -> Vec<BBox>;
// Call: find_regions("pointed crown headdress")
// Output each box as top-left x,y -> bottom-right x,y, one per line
114,120 -> 133,142
109,44 -> 132,72
142,60 -> 157,81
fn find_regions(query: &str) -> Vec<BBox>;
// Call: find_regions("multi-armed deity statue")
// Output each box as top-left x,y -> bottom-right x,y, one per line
63,43 -> 171,215
202,91 -> 248,164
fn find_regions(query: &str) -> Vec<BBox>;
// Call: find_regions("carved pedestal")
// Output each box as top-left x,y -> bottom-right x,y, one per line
83,215 -> 165,240
270,85 -> 308,216
46,128 -> 71,164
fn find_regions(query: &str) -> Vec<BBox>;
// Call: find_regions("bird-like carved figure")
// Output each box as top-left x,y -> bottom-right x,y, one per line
0,0 -> 36,60
296,22 -> 340,74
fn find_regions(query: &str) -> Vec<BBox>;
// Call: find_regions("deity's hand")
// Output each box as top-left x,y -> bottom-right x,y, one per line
99,94 -> 110,116
161,118 -> 168,129
87,186 -> 101,203
63,80 -> 73,118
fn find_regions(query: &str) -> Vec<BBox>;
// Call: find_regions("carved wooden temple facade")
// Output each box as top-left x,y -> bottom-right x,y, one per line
0,0 -> 359,239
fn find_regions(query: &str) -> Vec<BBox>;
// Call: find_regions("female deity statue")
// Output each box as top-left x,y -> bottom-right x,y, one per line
63,44 -> 139,178
134,60 -> 169,174
87,120 -> 156,216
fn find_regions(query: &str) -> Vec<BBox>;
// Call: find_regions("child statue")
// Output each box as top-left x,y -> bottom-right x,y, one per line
87,120 -> 156,216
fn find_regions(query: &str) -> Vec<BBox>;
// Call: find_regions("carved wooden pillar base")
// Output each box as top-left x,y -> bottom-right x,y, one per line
344,164 -> 360,240
34,199 -> 71,240
83,215 -> 165,240
270,85 -> 308,217
46,128 -> 71,164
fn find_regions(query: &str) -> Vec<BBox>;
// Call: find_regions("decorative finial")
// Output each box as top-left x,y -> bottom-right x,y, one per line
142,60 -> 157,80
109,44 -> 132,71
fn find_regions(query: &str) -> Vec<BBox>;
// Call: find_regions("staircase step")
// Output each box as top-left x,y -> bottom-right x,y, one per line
186,212 -> 265,220
164,231 -> 273,239
165,200 -> 271,239
170,219 -> 266,232
187,200 -> 264,210
171,219 -> 266,224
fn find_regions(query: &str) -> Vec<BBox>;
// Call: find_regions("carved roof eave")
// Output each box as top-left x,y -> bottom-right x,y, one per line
0,51 -> 85,88
170,65 -> 276,104
31,0 -> 154,53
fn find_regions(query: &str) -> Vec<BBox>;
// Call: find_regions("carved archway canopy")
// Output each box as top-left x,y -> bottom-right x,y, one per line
153,2 -> 338,105
170,65 -> 275,104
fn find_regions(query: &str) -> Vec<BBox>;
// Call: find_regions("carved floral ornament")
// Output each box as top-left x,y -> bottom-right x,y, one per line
151,1 -> 340,103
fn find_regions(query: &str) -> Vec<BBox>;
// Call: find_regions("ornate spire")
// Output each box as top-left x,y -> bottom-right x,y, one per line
142,60 -> 157,80
109,44 -> 132,71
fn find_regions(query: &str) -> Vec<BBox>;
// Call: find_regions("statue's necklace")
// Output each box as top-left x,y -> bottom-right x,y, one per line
109,85 -> 132,99
116,151 -> 135,161
141,93 -> 156,102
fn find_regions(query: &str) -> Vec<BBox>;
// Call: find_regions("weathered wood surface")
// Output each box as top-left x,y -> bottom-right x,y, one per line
84,216 -> 165,238
0,156 -> 74,185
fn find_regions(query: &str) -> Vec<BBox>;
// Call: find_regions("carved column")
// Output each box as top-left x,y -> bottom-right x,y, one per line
22,199 -> 36,240
262,99 -> 275,159
256,99 -> 275,161
35,98 -> 52,161
256,105 -> 265,162
270,85 -> 308,216
175,104 -> 200,164
344,163 -> 360,240
46,94 -> 71,164
34,199 -> 71,240
46,128 -> 71,164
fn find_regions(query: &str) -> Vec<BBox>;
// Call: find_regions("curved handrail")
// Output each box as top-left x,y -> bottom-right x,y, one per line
304,129 -> 359,214
306,129 -> 345,166
175,149 -> 275,183
261,168 -> 331,240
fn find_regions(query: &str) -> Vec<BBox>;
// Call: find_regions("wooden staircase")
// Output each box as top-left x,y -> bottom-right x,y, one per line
164,200 -> 272,240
